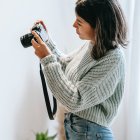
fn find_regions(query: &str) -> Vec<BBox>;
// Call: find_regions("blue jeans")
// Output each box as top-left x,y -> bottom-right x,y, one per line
64,113 -> 115,140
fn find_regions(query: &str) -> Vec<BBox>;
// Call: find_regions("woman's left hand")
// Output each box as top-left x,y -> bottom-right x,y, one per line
31,31 -> 52,59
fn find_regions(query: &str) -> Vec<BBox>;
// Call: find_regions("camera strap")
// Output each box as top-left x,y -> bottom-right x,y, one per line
39,63 -> 57,120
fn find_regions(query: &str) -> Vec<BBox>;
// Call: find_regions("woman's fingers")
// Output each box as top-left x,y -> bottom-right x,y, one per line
34,20 -> 47,31
31,38 -> 40,50
32,31 -> 43,45
39,21 -> 47,31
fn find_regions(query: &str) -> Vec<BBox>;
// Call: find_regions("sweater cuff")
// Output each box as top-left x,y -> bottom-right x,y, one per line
40,54 -> 57,66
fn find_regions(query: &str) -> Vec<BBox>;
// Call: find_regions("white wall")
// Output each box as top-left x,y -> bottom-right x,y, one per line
1,0 -> 135,140
0,0 -> 83,140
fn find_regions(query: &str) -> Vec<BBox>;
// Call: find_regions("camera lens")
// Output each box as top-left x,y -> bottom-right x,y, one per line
20,33 -> 34,48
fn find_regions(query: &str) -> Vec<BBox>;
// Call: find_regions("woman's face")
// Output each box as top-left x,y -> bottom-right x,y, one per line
73,15 -> 95,42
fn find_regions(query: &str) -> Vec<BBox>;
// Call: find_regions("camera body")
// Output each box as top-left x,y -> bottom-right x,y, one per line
20,23 -> 48,48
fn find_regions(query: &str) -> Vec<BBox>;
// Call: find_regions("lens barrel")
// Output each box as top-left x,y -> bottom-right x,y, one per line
20,33 -> 34,48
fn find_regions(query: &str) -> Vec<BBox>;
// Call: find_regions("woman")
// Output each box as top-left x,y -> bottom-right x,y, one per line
31,0 -> 128,139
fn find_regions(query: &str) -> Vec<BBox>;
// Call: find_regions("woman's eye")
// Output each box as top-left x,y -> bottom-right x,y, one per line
78,23 -> 81,26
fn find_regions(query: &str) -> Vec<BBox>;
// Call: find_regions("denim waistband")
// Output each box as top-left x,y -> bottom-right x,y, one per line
64,112 -> 110,129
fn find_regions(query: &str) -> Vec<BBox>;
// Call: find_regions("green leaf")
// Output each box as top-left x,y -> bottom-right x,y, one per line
45,130 -> 49,137
35,130 -> 57,140
36,133 -> 44,140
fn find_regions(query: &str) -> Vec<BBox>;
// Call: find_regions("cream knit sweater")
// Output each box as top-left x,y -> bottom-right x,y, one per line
40,38 -> 125,127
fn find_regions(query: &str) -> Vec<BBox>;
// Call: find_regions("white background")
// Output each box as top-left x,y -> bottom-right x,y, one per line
0,0 -> 139,140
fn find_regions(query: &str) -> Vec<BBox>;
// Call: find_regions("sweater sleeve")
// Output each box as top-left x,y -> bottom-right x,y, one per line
40,53 -> 123,113
45,36 -> 83,72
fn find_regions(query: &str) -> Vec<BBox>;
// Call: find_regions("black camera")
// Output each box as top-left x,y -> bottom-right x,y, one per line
20,23 -> 48,48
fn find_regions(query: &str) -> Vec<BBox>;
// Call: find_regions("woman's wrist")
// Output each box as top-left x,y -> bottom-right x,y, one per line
40,54 -> 57,66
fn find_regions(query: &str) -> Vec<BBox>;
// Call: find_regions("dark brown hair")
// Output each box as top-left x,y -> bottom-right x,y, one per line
75,0 -> 128,60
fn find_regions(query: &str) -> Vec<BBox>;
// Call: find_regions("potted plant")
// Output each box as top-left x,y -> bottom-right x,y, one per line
36,130 -> 57,140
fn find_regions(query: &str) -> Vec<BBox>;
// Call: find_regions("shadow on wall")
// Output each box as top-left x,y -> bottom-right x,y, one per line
15,72 -> 49,140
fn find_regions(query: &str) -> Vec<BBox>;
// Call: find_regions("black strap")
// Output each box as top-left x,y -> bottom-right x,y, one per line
39,63 -> 57,120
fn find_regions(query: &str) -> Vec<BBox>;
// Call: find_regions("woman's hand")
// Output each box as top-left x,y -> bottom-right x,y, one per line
33,20 -> 48,32
31,31 -> 52,59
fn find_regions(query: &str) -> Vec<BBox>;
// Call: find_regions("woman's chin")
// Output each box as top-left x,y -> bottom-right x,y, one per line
77,34 -> 82,38
78,35 -> 85,40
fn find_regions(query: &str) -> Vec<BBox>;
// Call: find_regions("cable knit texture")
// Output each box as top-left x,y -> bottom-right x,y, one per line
41,38 -> 125,127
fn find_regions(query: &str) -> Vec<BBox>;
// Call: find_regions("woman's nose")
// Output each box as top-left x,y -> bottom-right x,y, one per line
73,21 -> 78,28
